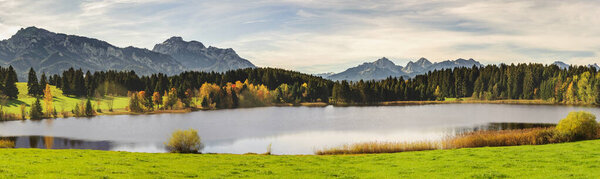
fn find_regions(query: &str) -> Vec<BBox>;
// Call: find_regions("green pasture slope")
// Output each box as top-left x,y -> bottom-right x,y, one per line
1,140 -> 599,178
2,83 -> 129,115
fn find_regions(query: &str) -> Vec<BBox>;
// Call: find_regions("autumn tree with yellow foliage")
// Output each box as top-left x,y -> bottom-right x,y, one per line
43,84 -> 54,117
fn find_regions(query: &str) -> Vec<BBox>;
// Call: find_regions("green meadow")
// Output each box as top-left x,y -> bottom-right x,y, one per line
1,139 -> 600,178
2,82 -> 129,115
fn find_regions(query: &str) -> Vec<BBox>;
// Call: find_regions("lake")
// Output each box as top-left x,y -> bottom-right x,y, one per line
0,104 -> 599,154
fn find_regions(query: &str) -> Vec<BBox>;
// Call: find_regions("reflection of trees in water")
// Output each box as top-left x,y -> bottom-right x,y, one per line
44,136 -> 53,149
453,122 -> 556,135
485,123 -> 555,131
10,136 -> 111,150
29,136 -> 39,148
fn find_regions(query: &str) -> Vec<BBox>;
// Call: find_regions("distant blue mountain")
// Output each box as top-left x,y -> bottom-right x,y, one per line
552,61 -> 598,70
326,57 -> 482,81
552,61 -> 570,69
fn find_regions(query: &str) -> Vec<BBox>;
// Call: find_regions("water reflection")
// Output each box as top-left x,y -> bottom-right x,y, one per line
0,122 -> 559,153
451,122 -> 556,134
0,104 -> 598,154
1,136 -> 112,150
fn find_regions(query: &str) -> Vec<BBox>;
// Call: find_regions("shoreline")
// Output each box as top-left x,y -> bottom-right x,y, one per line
335,99 -> 599,107
2,99 -> 597,121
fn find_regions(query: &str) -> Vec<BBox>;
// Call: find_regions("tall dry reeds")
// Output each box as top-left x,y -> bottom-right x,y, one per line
316,127 -> 582,155
315,141 -> 440,155
445,128 -> 565,149
0,139 -> 15,148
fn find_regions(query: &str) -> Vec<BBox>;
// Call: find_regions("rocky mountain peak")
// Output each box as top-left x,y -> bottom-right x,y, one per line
373,57 -> 396,67
152,37 -> 255,72
157,36 -> 206,49
403,57 -> 432,74
166,36 -> 184,42
415,57 -> 432,66
13,26 -> 52,38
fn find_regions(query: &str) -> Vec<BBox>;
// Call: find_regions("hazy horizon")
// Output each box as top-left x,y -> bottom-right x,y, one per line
1,0 -> 599,73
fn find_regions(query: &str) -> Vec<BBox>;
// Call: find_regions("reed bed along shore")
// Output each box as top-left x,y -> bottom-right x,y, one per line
315,141 -> 440,155
316,127 -> 598,155
0,139 -> 15,148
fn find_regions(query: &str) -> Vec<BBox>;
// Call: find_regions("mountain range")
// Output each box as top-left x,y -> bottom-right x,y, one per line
1,27 -> 597,82
325,57 -> 483,81
0,27 -> 255,80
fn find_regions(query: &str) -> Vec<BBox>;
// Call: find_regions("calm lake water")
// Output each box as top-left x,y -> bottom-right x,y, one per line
0,104 -> 599,154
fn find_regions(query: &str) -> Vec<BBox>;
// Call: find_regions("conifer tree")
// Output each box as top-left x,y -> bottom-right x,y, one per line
4,66 -> 19,99
30,98 -> 43,120
39,72 -> 47,96
85,99 -> 94,117
28,68 -> 40,96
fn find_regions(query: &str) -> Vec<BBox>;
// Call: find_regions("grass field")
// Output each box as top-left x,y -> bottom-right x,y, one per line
2,83 -> 129,116
1,140 -> 600,178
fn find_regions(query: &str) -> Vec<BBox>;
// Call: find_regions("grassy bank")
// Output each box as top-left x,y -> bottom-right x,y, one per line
1,140 -> 600,178
1,83 -> 201,120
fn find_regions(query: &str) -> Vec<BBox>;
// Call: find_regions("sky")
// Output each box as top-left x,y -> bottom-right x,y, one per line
0,0 -> 599,73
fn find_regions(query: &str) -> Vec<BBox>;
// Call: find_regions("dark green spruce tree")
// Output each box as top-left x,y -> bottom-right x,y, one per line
27,68 -> 40,96
39,72 -> 48,90
85,99 -> 94,117
30,98 -> 44,120
4,66 -> 19,99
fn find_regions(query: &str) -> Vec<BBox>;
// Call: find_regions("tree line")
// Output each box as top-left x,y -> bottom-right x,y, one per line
13,63 -> 600,112
331,64 -> 600,105
46,67 -> 332,101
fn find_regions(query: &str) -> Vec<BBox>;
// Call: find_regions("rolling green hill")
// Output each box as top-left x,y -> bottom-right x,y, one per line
2,82 -> 129,116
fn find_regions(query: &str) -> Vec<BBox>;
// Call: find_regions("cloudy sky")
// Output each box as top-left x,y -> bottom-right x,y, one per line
0,0 -> 599,73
